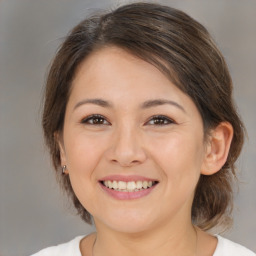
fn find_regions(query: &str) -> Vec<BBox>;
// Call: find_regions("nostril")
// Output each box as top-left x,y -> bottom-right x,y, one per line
110,158 -> 143,167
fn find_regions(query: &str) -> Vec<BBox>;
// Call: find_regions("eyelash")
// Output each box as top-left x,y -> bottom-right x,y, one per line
81,114 -> 175,126
146,115 -> 175,125
81,114 -> 110,125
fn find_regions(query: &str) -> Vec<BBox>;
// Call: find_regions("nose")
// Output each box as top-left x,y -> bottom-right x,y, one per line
106,125 -> 147,167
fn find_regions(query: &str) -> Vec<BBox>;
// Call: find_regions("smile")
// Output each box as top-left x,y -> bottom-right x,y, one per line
101,180 -> 158,192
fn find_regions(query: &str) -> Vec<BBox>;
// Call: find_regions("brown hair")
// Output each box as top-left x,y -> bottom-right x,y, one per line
42,2 -> 245,230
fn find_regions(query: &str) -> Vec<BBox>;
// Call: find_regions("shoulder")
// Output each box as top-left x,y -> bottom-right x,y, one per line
214,235 -> 255,256
30,236 -> 85,256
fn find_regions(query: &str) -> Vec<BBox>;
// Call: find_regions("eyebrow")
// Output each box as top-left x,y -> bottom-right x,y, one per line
74,98 -> 113,110
73,98 -> 185,113
141,99 -> 186,113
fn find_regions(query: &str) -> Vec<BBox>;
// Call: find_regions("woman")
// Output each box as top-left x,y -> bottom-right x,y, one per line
32,2 -> 255,256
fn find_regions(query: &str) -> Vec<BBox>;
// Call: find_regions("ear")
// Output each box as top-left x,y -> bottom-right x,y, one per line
54,131 -> 68,174
201,122 -> 233,175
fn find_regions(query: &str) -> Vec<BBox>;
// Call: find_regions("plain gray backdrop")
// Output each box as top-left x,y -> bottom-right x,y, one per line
1,0 -> 255,255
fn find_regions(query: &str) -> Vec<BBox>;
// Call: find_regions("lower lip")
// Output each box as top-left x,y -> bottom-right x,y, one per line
99,182 -> 157,200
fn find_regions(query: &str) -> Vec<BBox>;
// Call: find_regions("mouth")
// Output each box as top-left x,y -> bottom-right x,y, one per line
100,180 -> 159,192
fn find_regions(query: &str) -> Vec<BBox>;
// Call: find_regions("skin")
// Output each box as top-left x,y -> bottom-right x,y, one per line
58,47 -> 233,256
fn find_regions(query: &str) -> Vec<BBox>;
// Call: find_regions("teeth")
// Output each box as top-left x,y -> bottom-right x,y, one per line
102,180 -> 156,192
118,181 -> 126,190
112,180 -> 118,190
127,181 -> 136,191
136,181 -> 143,189
142,181 -> 148,189
104,181 -> 113,189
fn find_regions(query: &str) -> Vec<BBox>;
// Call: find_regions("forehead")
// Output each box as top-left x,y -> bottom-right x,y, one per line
71,46 -> 182,99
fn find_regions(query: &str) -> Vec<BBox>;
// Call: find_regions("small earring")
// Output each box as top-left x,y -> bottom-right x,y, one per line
62,165 -> 67,174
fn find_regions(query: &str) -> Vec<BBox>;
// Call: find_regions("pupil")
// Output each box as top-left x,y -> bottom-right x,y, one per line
94,118 -> 103,124
155,119 -> 163,124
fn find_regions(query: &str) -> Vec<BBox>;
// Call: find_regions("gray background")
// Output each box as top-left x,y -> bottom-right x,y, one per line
0,0 -> 255,255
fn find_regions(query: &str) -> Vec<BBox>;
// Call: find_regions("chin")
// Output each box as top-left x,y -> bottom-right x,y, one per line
94,209 -> 156,234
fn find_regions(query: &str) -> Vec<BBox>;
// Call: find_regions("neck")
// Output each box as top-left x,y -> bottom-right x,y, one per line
92,219 -> 197,256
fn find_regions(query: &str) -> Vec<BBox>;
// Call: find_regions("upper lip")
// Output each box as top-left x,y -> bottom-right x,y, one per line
99,175 -> 158,182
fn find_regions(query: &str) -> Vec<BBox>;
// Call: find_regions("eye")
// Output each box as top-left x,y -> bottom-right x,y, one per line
146,115 -> 175,126
81,114 -> 110,125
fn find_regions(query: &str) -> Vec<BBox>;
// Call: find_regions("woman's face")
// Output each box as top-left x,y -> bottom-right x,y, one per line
59,47 -> 207,233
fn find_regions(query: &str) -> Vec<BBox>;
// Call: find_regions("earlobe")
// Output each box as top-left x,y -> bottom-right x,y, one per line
201,122 -> 233,175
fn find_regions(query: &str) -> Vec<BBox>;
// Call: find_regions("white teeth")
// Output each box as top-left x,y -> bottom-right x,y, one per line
118,181 -> 126,190
112,181 -> 118,190
102,180 -> 156,192
142,181 -> 148,189
136,181 -> 143,189
127,181 -> 136,191
107,181 -> 113,189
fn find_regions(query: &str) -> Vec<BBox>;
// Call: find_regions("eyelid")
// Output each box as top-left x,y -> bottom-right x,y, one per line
145,115 -> 176,125
81,114 -> 111,125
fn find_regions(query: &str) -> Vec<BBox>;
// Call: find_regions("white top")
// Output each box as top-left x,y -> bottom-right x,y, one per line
31,235 -> 255,256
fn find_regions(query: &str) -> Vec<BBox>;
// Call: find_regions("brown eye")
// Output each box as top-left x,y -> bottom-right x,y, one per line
146,115 -> 175,125
81,114 -> 110,125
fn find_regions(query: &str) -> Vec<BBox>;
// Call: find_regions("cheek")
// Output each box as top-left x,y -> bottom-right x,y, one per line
149,132 -> 204,186
64,132 -> 105,170
64,134 -> 107,212
63,132 -> 109,201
